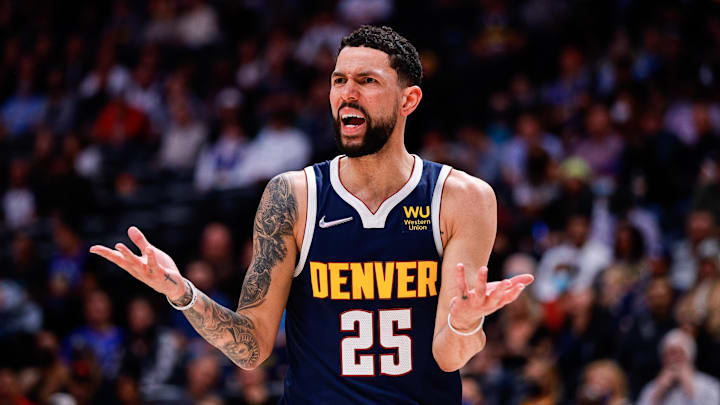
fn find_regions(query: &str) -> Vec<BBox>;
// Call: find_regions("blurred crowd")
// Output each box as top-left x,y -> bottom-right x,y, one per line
1,0 -> 720,404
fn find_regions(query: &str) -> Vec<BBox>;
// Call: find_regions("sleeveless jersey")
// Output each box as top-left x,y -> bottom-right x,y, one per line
279,155 -> 460,405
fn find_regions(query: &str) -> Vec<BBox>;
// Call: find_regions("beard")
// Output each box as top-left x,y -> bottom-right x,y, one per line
332,102 -> 397,158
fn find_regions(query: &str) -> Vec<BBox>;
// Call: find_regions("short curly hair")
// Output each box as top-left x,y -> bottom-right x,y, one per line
338,25 -> 422,87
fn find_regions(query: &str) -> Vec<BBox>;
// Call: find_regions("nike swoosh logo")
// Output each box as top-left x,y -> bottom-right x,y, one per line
318,215 -> 354,228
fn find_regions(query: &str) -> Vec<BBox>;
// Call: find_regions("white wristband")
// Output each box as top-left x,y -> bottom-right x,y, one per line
167,279 -> 198,311
447,313 -> 485,336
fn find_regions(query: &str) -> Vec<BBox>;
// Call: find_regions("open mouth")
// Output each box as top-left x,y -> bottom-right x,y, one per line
341,114 -> 366,128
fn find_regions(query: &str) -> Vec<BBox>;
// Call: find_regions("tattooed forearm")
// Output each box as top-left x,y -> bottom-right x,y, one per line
170,174 -> 296,369
183,290 -> 260,368
237,174 -> 297,310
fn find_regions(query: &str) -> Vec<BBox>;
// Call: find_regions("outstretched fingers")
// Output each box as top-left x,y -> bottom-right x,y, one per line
455,263 -> 469,300
487,279 -> 511,309
128,226 -> 152,252
498,282 -> 527,308
146,247 -> 163,274
508,273 -> 535,287
476,266 -> 488,300
89,245 -> 129,269
115,243 -> 144,268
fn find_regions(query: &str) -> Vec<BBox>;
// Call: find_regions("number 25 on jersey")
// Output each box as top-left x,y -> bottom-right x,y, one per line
340,308 -> 412,377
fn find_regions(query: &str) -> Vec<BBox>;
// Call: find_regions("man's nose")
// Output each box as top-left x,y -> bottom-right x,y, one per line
339,80 -> 359,102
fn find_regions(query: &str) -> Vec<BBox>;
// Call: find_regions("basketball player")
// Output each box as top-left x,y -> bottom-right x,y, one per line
91,26 -> 534,404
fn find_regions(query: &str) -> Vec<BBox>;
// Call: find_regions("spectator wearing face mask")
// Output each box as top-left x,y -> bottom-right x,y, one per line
534,214 -> 612,304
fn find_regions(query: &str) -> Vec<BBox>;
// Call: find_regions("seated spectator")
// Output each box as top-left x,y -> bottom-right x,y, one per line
194,121 -> 249,192
541,46 -> 590,120
573,104 -> 624,180
637,329 -> 720,405
577,360 -> 629,405
228,366 -> 279,405
157,97 -> 207,171
23,331 -> 72,404
692,153 -> 720,225
593,191 -> 662,260
611,223 -> 648,278
512,146 -> 559,221
2,232 -> 45,296
235,106 -> 310,187
0,56 -> 47,137
78,43 -> 131,103
3,158 -> 36,230
461,375 -> 485,405
175,0 -> 220,49
185,354 -> 222,403
43,67 -> 76,135
0,278 -> 42,338
555,289 -> 616,400
671,210 -> 718,291
200,223 -> 240,296
452,124 -> 501,184
124,52 -> 165,134
545,156 -> 594,232
114,373 -> 143,405
519,355 -> 562,405
47,216 -> 88,300
62,290 -> 124,380
91,96 -> 148,145
122,296 -> 182,390
596,265 -> 636,325
501,112 -> 564,186
0,367 -> 35,405
534,214 -> 612,303
617,277 -> 677,399
675,240 -> 720,328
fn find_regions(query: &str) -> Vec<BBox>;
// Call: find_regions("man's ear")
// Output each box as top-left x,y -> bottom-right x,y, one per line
400,85 -> 423,117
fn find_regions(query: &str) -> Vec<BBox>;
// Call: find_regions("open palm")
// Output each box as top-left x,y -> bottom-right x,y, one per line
89,226 -> 185,298
449,263 -> 534,331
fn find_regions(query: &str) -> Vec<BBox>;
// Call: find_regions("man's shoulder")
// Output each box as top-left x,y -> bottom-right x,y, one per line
439,168 -> 496,237
264,170 -> 309,190
442,168 -> 495,207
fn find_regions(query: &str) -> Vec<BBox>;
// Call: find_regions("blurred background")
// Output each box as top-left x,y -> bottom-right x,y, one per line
1,0 -> 720,404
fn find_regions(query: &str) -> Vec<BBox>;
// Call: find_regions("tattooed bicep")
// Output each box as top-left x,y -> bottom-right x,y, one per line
237,174 -> 298,311
255,174 -> 298,240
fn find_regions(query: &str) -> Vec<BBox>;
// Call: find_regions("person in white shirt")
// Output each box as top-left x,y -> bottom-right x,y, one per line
534,213 -> 612,303
235,108 -> 310,187
637,329 -> 720,405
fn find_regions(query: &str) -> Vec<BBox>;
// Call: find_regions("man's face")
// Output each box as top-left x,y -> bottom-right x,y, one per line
329,46 -> 402,157
662,343 -> 689,367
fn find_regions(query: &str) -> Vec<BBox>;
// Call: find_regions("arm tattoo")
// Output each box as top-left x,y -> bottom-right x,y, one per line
173,174 -> 296,369
237,174 -> 297,310
183,291 -> 260,368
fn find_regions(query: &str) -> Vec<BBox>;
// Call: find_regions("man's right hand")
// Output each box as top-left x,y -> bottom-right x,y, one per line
90,226 -> 187,301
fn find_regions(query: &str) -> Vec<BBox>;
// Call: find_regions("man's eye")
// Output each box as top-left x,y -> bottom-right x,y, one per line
364,77 -> 376,83
333,78 -> 346,85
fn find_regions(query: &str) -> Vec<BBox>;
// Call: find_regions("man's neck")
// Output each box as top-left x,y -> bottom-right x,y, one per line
338,142 -> 414,213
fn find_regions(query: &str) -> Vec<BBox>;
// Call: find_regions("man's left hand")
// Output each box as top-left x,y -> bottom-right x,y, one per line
448,263 -> 534,332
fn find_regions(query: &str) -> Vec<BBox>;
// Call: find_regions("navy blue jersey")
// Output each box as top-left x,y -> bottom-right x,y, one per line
280,155 -> 459,405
